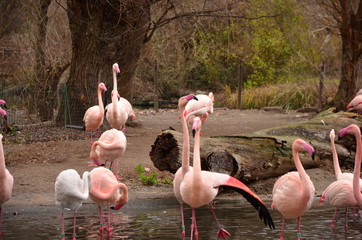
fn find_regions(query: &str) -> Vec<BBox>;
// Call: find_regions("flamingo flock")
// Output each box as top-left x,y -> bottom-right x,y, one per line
0,76 -> 362,240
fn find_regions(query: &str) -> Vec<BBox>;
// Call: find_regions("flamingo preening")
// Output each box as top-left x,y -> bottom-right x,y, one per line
172,94 -> 198,238
89,128 -> 127,180
83,82 -> 107,144
89,167 -> 128,235
272,139 -> 315,240
55,169 -> 91,240
180,117 -> 274,240
0,134 -> 13,237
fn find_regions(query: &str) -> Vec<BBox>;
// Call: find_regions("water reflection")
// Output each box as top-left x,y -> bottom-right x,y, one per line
1,198 -> 361,239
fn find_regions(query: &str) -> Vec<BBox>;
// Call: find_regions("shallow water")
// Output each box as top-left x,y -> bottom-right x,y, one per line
2,198 -> 361,240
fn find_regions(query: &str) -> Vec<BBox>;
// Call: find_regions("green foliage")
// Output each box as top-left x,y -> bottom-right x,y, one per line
135,164 -> 173,186
221,79 -> 338,110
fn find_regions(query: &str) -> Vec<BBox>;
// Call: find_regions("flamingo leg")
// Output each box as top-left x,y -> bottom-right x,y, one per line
190,208 -> 199,240
279,216 -> 285,240
331,208 -> 337,227
99,206 -> 105,234
296,216 -> 301,240
344,208 -> 348,228
107,204 -> 112,235
60,212 -> 65,240
0,207 -> 2,236
180,204 -> 186,239
209,205 -> 230,239
72,212 -> 77,240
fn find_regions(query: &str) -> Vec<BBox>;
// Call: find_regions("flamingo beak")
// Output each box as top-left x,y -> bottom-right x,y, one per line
192,129 -> 196,138
111,203 -> 125,210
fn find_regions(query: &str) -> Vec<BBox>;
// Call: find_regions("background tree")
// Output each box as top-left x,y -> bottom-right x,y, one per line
315,0 -> 362,110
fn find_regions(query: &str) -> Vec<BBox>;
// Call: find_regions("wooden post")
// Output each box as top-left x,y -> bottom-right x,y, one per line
237,61 -> 243,109
318,62 -> 325,109
154,60 -> 159,112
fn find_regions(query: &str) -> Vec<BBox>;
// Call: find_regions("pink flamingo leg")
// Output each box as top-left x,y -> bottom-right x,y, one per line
180,205 -> 186,239
280,216 -> 285,240
209,206 -> 230,239
344,208 -> 348,228
296,216 -> 301,240
99,206 -> 105,234
72,212 -> 77,240
190,208 -> 199,240
107,205 -> 111,235
331,208 -> 337,227
60,212 -> 65,240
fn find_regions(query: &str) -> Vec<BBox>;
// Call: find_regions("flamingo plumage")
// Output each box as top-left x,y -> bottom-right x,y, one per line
272,139 -> 315,240
55,169 -> 91,240
180,117 -> 274,240
83,82 -> 107,144
89,167 -> 128,235
184,92 -> 214,123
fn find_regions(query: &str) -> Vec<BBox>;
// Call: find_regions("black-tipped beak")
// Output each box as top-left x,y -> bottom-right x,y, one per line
311,152 -> 315,161
192,129 -> 196,138
194,96 -> 198,101
4,115 -> 7,122
3,103 -> 7,109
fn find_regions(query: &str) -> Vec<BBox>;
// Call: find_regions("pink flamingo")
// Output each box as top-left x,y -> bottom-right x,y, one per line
89,129 -> 127,180
180,117 -> 274,240
0,108 -> 6,121
89,167 -> 128,235
55,169 -> 91,240
338,124 -> 362,208
173,94 -> 198,238
346,94 -> 362,113
321,129 -> 362,226
271,139 -> 315,240
184,92 -> 214,123
0,134 -> 13,237
106,63 -> 135,131
83,82 -> 107,144
0,100 -> 7,109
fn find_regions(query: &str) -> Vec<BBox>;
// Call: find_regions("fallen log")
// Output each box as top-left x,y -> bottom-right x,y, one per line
149,108 -> 361,183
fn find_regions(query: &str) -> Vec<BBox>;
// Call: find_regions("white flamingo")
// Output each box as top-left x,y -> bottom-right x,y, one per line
55,169 -> 91,240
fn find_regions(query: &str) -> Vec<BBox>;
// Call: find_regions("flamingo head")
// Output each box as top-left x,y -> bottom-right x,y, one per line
113,63 -> 120,73
191,117 -> 202,138
292,139 -> 315,160
0,99 -> 7,108
98,83 -> 107,92
339,124 -> 360,138
329,129 -> 335,142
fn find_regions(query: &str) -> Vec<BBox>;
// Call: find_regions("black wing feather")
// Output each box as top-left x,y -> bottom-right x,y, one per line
222,186 -> 275,230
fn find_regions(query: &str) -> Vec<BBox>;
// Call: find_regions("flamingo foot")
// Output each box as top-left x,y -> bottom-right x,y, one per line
217,227 -> 231,239
88,162 -> 98,167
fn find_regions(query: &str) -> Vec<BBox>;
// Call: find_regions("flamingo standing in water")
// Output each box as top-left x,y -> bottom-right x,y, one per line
89,167 -> 128,235
83,82 -> 107,144
0,134 -> 13,237
55,169 -> 91,240
271,139 -> 315,240
89,128 -> 127,180
184,92 -> 214,123
106,63 -> 135,131
172,94 -> 198,238
180,117 -> 274,240
319,129 -> 362,226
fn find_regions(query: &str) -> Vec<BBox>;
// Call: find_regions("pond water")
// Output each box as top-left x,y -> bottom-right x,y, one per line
1,198 -> 361,240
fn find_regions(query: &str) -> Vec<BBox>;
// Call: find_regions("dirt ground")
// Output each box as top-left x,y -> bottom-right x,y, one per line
3,108 -> 337,207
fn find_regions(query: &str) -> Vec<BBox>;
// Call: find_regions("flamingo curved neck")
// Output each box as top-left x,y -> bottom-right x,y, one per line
181,109 -> 190,174
193,128 -> 202,183
353,132 -> 362,206
0,138 -> 5,178
80,173 -> 90,200
293,148 -> 310,199
117,183 -> 128,204
92,183 -> 124,200
97,87 -> 104,117
331,138 -> 342,179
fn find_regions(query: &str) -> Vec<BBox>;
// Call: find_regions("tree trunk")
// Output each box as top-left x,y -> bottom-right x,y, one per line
332,0 -> 362,110
57,0 -> 150,125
